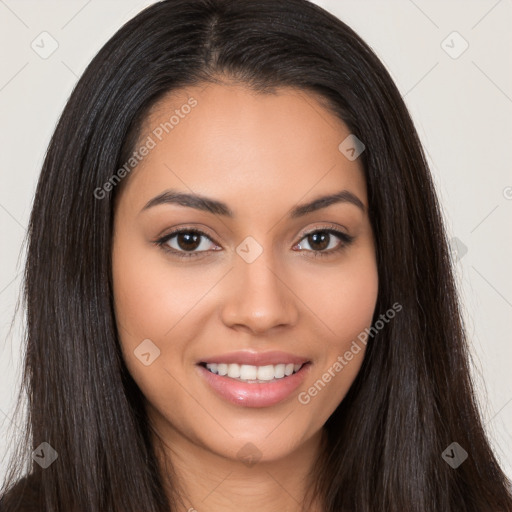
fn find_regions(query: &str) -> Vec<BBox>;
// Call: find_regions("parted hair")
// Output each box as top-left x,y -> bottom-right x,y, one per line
1,1 -> 511,511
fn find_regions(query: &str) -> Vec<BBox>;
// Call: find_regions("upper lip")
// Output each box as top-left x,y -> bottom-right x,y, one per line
199,351 -> 310,366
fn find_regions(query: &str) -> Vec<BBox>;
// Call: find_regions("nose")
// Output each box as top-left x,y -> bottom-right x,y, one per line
220,249 -> 300,335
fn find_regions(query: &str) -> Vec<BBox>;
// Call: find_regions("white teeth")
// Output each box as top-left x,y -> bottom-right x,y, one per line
227,363 -> 240,378
274,363 -> 285,379
257,365 -> 275,381
240,364 -> 257,380
204,362 -> 304,381
206,363 -> 218,374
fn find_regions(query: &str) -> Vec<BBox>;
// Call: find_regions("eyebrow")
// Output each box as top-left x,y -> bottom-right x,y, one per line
140,188 -> 365,217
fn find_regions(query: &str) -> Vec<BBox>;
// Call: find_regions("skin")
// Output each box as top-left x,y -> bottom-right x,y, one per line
112,81 -> 378,512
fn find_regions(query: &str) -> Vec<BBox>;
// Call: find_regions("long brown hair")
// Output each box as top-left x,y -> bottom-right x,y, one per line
1,1 -> 511,510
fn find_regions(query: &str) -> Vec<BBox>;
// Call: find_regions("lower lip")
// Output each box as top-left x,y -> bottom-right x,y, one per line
197,363 -> 311,408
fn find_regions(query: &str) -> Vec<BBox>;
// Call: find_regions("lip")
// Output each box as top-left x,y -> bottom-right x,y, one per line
198,350 -> 310,366
197,361 -> 312,408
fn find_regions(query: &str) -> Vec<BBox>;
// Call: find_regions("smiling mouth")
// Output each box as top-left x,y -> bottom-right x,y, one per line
198,362 -> 306,383
197,360 -> 312,407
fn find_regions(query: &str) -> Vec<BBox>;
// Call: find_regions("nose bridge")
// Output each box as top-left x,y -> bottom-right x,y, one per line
220,237 -> 298,333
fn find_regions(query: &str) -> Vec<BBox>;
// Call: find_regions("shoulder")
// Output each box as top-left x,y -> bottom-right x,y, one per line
0,474 -> 41,512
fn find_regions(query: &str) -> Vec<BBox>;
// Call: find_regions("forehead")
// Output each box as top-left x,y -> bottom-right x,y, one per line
119,82 -> 367,215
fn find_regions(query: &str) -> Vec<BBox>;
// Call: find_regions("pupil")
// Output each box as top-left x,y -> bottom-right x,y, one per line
309,232 -> 329,251
175,232 -> 331,252
178,232 -> 200,251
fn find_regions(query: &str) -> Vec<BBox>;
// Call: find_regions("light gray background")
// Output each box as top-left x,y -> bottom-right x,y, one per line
1,0 -> 511,482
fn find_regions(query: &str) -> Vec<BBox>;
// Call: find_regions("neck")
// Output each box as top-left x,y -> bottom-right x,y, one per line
150,419 -> 326,512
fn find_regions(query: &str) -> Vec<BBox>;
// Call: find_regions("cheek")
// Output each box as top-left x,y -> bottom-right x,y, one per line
111,240 -> 196,414
111,236 -> 225,400
330,254 -> 378,367
111,235 -> 187,384
296,249 -> 378,411
112,237 -> 216,342
301,247 -> 379,345
326,265 -> 378,341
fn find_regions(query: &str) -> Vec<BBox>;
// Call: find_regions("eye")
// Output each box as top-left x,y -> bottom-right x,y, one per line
155,225 -> 354,260
294,227 -> 354,256
155,228 -> 220,258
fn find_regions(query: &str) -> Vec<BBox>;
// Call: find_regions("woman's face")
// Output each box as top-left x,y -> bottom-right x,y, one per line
112,82 -> 378,463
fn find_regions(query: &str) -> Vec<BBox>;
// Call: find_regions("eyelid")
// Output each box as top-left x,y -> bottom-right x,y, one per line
297,223 -> 350,240
154,226 -> 220,258
293,225 -> 354,256
154,223 -> 354,258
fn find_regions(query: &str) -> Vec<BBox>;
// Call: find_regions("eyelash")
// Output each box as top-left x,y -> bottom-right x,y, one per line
154,225 -> 355,260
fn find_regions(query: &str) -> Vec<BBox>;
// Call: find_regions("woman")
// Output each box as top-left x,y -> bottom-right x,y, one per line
1,0 -> 511,511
